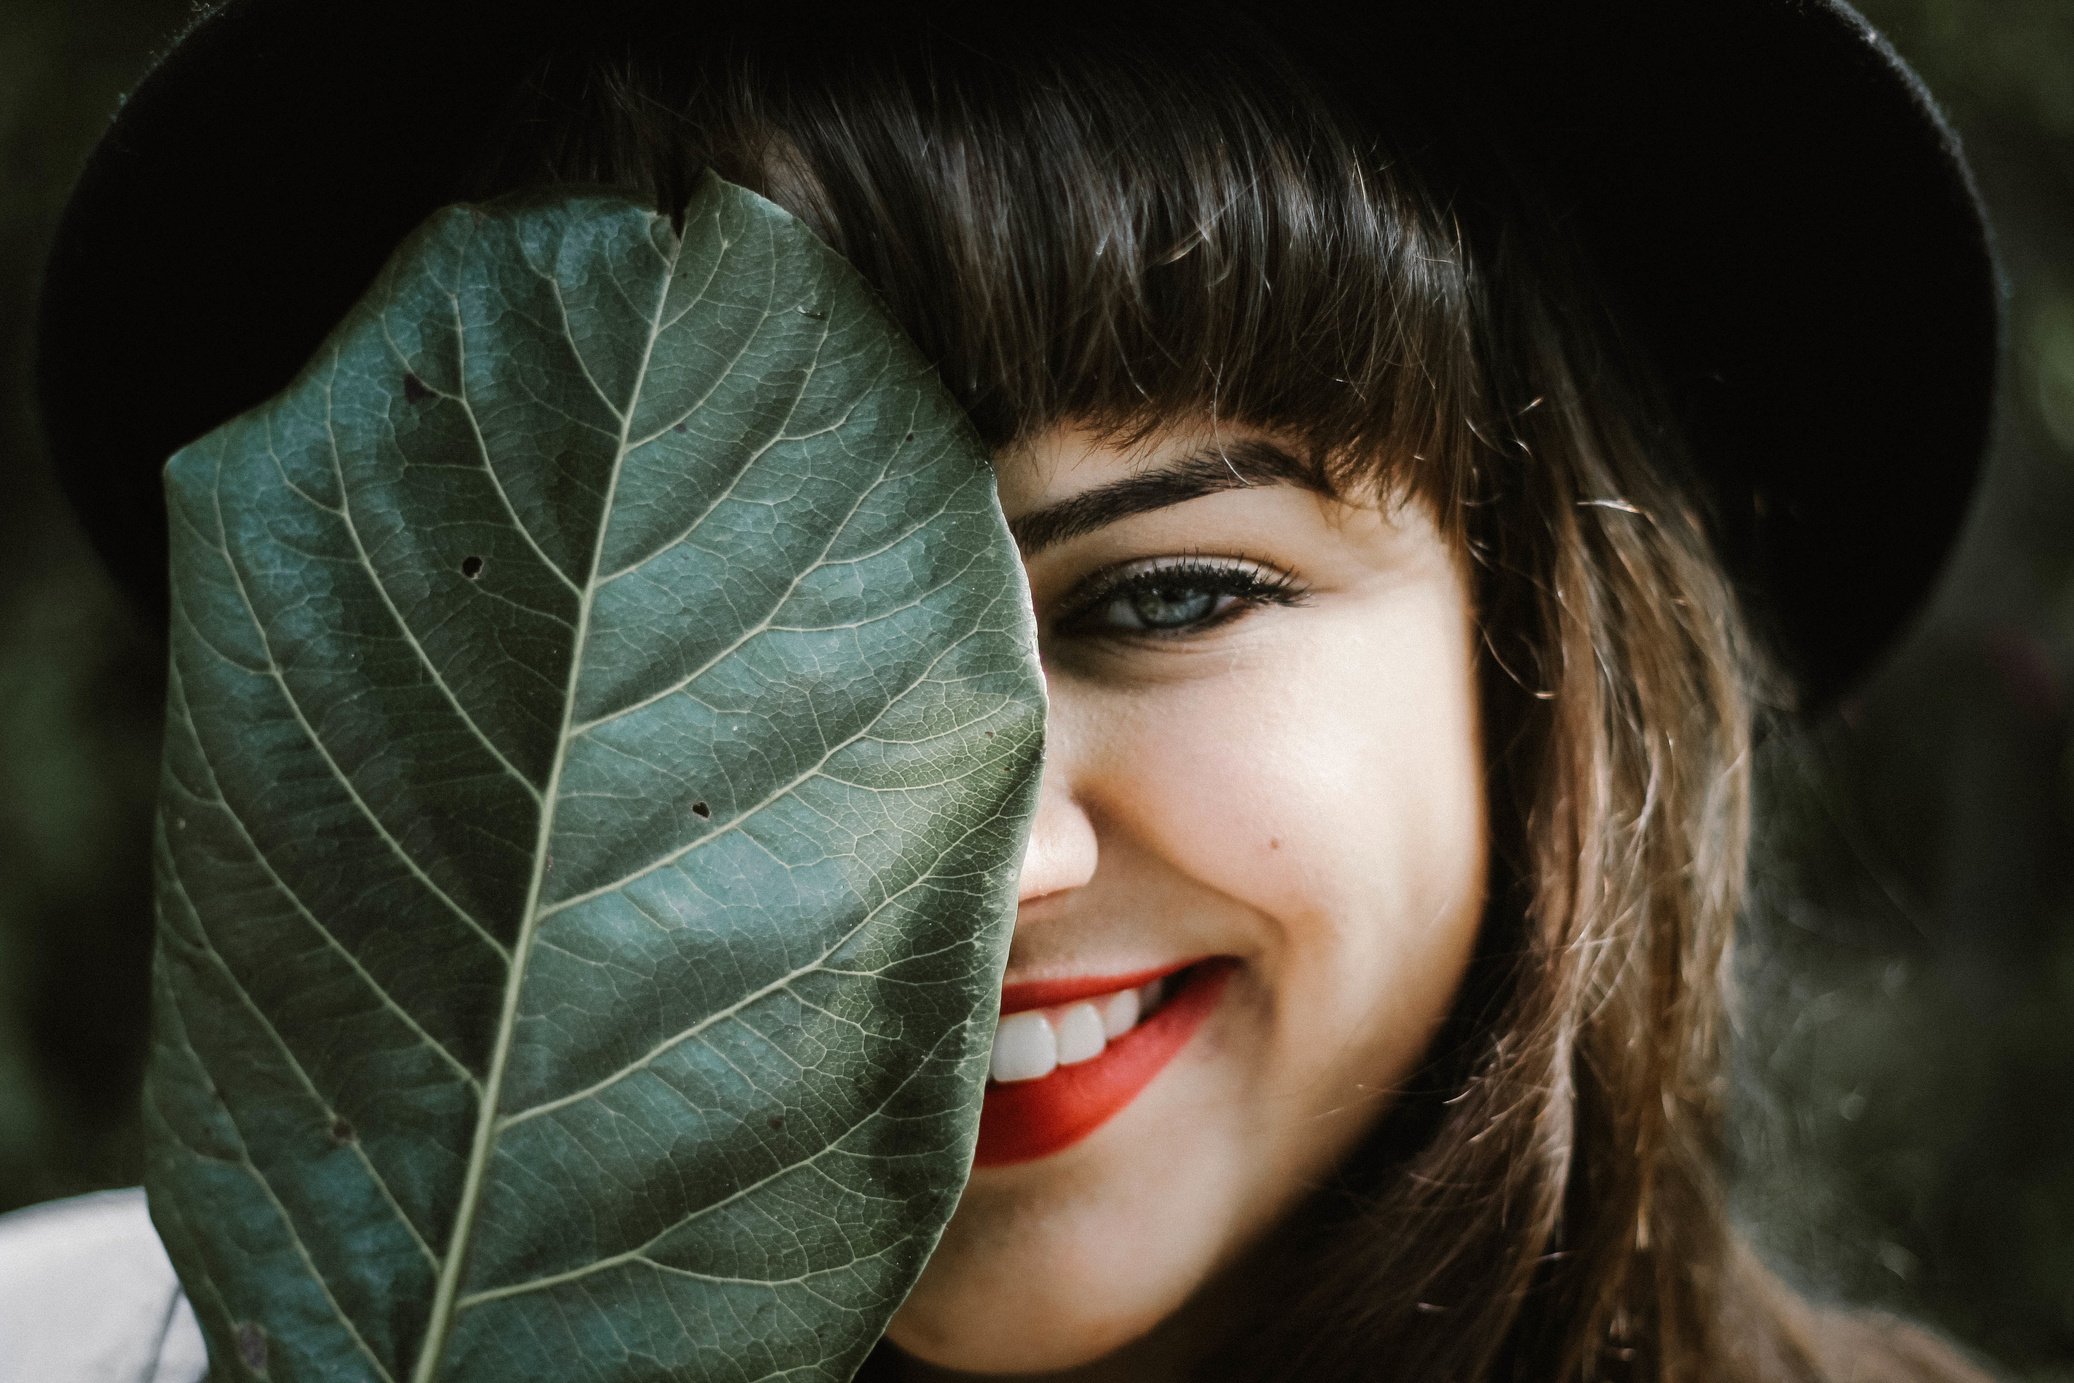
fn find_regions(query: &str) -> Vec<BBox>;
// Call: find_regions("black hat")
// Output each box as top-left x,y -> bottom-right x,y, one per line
34,0 -> 2003,709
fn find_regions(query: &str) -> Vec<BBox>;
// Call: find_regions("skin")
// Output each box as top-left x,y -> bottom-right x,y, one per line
883,419 -> 1490,1379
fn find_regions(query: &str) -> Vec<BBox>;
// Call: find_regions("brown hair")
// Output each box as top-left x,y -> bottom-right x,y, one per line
465,9 -> 1991,1380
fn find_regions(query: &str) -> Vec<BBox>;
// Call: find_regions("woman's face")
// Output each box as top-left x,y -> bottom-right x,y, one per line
884,419 -> 1489,1377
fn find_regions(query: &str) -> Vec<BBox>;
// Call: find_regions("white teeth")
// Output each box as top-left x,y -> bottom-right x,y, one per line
1053,1003 -> 1107,1065
1099,987 -> 1140,1039
989,975 -> 1179,1083
990,1011 -> 1058,1083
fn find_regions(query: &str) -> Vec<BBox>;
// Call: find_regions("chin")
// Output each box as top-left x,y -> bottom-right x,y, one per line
885,1044 -> 1248,1374
886,1264 -> 1173,1375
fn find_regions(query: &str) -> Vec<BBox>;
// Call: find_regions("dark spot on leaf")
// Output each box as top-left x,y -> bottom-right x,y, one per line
767,1114 -> 786,1131
460,555 -> 485,580
904,433 -> 914,442
691,801 -> 711,819
235,1321 -> 268,1373
329,1115 -> 355,1145
403,373 -> 431,404
672,421 -> 687,434
984,731 -> 994,739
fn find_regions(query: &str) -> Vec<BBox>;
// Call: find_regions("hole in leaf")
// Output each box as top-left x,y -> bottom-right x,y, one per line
403,373 -> 431,405
460,555 -> 485,580
691,801 -> 711,819
235,1321 -> 269,1373
329,1115 -> 355,1145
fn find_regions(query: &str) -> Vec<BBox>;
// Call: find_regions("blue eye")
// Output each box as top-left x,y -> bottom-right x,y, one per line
1120,583 -> 1219,629
1057,558 -> 1306,639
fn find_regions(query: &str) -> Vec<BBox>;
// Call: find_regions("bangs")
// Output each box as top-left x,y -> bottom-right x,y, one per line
480,8 -> 1491,512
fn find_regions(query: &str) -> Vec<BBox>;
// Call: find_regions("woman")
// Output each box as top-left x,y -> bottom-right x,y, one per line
13,0 -> 2003,1378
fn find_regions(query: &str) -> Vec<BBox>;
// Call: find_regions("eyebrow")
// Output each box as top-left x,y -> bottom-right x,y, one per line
1007,438 -> 1334,557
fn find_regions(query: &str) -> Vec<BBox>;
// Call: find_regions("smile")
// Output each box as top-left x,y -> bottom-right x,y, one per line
974,958 -> 1235,1167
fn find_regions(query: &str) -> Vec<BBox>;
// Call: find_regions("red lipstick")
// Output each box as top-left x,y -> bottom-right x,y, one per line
975,958 -> 1234,1167
997,959 -> 1194,1015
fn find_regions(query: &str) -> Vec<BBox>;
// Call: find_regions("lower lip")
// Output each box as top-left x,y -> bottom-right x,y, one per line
973,959 -> 1235,1168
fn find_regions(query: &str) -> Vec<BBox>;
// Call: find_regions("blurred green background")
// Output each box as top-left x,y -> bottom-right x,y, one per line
0,1 -> 2069,1376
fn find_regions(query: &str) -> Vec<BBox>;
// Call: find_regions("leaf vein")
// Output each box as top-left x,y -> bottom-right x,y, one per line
500,855 -> 941,1128
447,291 -> 584,593
540,625 -> 984,915
319,358 -> 546,801
155,820 -> 445,1271
163,659 -> 483,1091
452,1022 -> 958,1311
538,270 -> 628,422
175,487 -> 513,961
409,206 -> 690,1383
155,956 -> 405,1383
571,426 -> 910,736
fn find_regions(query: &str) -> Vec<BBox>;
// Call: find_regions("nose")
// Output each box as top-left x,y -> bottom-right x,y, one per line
1016,725 -> 1098,906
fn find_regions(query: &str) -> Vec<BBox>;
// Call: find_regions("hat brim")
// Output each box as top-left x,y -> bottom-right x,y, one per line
34,0 -> 2003,708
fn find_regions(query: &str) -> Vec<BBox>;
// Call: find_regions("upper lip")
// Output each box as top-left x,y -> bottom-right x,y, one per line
997,957 -> 1207,1015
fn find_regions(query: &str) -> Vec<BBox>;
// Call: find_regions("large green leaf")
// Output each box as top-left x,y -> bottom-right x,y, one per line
143,175 -> 1044,1382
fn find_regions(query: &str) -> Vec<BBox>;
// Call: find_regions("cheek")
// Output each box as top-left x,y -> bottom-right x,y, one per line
1081,595 -> 1487,1093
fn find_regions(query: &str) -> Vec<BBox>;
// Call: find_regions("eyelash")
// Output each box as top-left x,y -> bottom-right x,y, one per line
1052,555 -> 1310,642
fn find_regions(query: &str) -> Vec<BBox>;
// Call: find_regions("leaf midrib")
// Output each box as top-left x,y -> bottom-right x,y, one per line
407,214 -> 695,1383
